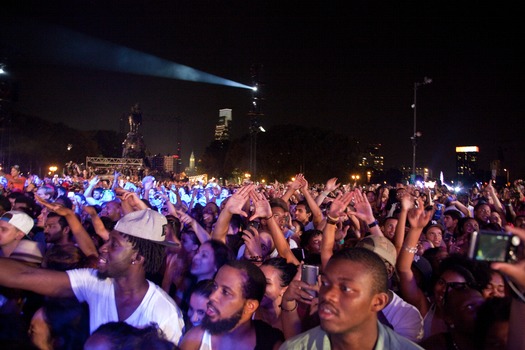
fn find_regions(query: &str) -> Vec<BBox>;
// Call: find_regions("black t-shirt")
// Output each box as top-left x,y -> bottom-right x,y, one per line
253,319 -> 284,350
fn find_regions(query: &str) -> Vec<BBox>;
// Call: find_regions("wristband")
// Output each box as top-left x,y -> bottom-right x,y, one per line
264,215 -> 273,220
326,215 -> 338,225
280,301 -> 298,312
367,220 -> 379,229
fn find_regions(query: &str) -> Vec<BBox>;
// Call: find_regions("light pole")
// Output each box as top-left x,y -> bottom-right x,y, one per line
411,76 -> 432,180
249,119 -> 265,179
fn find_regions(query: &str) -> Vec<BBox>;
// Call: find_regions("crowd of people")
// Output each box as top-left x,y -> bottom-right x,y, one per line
1,163 -> 525,349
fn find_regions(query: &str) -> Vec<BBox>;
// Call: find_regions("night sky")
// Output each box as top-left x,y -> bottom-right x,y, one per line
1,2 -> 524,180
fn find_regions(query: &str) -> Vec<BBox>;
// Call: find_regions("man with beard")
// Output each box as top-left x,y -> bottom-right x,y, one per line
280,248 -> 423,350
0,208 -> 185,345
180,260 -> 284,350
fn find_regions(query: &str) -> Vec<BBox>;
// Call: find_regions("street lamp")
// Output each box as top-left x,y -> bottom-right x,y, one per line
411,76 -> 432,180
49,165 -> 58,175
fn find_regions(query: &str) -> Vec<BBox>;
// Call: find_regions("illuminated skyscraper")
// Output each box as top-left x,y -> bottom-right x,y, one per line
358,143 -> 384,172
214,109 -> 232,141
189,151 -> 195,170
456,146 -> 479,182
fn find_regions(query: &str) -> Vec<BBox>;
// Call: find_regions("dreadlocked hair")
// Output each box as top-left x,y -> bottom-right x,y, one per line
124,234 -> 166,274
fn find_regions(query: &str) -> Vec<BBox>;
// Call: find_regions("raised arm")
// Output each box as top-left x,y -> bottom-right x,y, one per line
82,204 -> 110,241
249,189 -> 299,265
393,193 -> 415,255
176,209 -> 210,244
280,175 -> 303,203
492,225 -> 525,350
298,175 -> 324,229
396,198 -> 433,316
280,263 -> 319,339
486,179 -> 505,215
116,188 -> 149,215
315,177 -> 340,207
35,195 -> 98,257
211,184 -> 251,243
348,188 -> 382,236
321,192 -> 352,270
83,175 -> 99,199
110,170 -> 120,191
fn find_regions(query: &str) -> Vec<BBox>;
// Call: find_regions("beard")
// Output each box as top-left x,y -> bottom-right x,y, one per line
96,270 -> 109,280
202,307 -> 243,335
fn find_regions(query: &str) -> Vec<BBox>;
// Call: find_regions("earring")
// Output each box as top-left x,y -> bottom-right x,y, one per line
131,260 -> 136,265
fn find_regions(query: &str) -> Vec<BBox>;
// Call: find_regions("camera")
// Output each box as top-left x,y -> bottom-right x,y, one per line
467,230 -> 521,263
301,264 -> 319,297
247,220 -> 260,230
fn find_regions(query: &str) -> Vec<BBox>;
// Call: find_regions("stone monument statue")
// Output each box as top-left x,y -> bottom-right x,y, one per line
122,103 -> 146,159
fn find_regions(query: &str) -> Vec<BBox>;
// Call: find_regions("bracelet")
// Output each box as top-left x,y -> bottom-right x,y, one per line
327,214 -> 339,222
322,191 -> 330,196
279,301 -> 298,312
367,220 -> 379,229
403,244 -> 418,254
264,215 -> 273,220
326,215 -> 338,225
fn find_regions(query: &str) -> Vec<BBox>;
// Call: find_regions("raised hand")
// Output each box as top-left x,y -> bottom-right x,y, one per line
407,198 -> 433,230
348,188 -> 375,223
242,227 -> 263,258
224,184 -> 253,217
327,192 -> 353,219
324,177 -> 341,193
400,193 -> 416,210
248,189 -> 272,221
492,225 -> 525,291
281,263 -> 318,306
35,195 -> 71,216
176,209 -> 196,227
88,175 -> 100,188
289,174 -> 304,191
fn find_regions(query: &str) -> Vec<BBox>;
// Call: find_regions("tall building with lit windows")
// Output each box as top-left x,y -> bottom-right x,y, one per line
358,143 -> 384,171
214,109 -> 232,141
456,146 -> 479,182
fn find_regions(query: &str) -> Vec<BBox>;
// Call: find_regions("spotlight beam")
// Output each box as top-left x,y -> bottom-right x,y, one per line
1,20 -> 253,89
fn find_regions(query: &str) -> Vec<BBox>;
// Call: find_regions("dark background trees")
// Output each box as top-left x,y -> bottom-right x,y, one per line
201,124 -> 361,183
0,112 -> 123,174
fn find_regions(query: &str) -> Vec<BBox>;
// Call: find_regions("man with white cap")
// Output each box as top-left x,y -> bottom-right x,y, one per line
0,210 -> 42,264
0,208 -> 185,345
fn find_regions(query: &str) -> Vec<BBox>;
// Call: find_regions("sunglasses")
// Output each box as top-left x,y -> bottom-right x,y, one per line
443,281 -> 478,307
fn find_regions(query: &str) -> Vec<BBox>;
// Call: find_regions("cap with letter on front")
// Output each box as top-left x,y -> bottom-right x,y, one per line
114,208 -> 168,244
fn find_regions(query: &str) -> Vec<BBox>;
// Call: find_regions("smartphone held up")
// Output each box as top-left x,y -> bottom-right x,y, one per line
301,264 -> 319,297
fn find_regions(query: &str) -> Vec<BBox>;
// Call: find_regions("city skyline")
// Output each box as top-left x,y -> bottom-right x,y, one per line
1,2 -> 523,179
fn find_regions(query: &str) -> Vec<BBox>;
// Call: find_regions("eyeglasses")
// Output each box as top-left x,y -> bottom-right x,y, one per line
442,281 -> 478,307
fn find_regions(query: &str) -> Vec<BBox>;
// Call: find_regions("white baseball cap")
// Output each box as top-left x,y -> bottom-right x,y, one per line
0,210 -> 34,235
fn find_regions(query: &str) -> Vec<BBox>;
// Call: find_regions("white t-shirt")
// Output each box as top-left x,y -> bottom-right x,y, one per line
382,290 -> 424,342
67,268 -> 185,345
